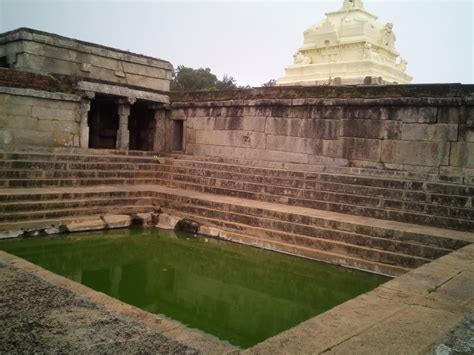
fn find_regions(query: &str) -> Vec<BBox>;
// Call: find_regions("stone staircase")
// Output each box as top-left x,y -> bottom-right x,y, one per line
0,147 -> 472,276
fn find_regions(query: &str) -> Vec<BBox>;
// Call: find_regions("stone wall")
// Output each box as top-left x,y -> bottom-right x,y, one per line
0,28 -> 172,92
0,87 -> 81,147
171,85 -> 474,177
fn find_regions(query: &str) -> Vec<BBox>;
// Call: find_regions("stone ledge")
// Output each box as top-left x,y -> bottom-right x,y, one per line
246,244 -> 474,354
77,81 -> 169,104
171,96 -> 469,109
170,84 -> 474,104
0,86 -> 81,102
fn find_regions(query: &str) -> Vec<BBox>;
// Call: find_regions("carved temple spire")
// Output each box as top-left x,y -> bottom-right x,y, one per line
342,0 -> 364,10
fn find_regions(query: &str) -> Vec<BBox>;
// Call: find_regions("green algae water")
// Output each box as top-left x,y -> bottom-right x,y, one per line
0,228 -> 389,348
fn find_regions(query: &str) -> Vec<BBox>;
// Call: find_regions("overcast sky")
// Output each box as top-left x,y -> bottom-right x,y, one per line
0,0 -> 472,86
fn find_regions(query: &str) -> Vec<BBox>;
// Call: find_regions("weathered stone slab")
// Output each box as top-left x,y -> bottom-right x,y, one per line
265,117 -> 338,139
401,123 -> 458,141
156,213 -> 181,230
314,139 -> 343,158
341,119 -> 384,139
198,225 -> 221,238
32,106 -> 76,121
449,142 -> 474,168
195,130 -> 266,149
243,148 -> 309,164
389,106 -> 438,123
186,116 -> 215,130
266,135 -> 315,154
382,140 -> 450,166
342,138 -> 381,161
102,214 -> 132,229
0,230 -> 23,240
213,116 -> 266,132
66,218 -> 105,232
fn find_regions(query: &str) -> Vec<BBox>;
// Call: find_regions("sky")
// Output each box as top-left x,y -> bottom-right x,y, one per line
0,0 -> 472,87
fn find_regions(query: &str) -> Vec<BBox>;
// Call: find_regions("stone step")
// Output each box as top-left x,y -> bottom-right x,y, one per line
147,186 -> 470,251
0,184 -> 469,274
160,208 -> 413,277
0,205 -> 155,223
162,172 -> 473,219
0,189 -> 149,203
1,154 -> 472,196
2,173 -> 470,227
154,178 -> 474,231
0,145 -> 158,157
0,214 -> 107,232
0,152 -> 161,165
2,165 -> 468,207
0,178 -> 159,188
0,197 -> 152,214
0,171 -> 471,230
154,197 -> 450,261
160,156 -> 474,196
1,168 -> 468,212
163,153 -> 471,185
0,185 -> 467,251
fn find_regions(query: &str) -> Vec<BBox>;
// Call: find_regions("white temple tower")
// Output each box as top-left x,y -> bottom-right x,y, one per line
277,0 -> 413,86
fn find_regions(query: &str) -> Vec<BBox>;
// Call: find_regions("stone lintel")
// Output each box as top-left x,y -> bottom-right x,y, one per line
77,81 -> 169,104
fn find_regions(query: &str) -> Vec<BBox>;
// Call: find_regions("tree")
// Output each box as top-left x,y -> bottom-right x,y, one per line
262,79 -> 277,87
170,65 -> 218,91
170,66 -> 239,92
216,74 -> 238,90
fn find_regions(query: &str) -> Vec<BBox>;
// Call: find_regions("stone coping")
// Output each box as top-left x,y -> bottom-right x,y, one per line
171,96 -> 472,108
0,250 -> 237,354
170,84 -> 474,103
0,232 -> 472,353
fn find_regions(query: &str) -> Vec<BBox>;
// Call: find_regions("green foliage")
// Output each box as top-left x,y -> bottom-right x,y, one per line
171,65 -> 238,92
262,79 -> 277,87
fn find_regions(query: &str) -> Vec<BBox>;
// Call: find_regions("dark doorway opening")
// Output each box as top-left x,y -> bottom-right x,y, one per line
129,102 -> 155,151
172,120 -> 183,151
0,57 -> 8,68
88,96 -> 119,149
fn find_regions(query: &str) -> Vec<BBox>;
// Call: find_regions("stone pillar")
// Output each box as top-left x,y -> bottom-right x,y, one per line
116,98 -> 135,150
149,104 -> 167,153
79,99 -> 91,148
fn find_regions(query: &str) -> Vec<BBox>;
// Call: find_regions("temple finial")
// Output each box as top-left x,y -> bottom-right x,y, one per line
342,0 -> 364,10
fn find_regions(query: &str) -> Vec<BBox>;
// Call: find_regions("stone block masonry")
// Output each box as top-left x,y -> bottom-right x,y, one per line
0,28 -> 172,92
0,87 -> 81,147
171,85 -> 474,177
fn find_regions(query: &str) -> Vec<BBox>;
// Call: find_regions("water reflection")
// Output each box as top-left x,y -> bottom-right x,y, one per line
0,228 -> 389,348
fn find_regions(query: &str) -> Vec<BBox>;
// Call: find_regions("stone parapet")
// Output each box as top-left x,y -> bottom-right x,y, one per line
170,84 -> 474,178
0,28 -> 172,92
